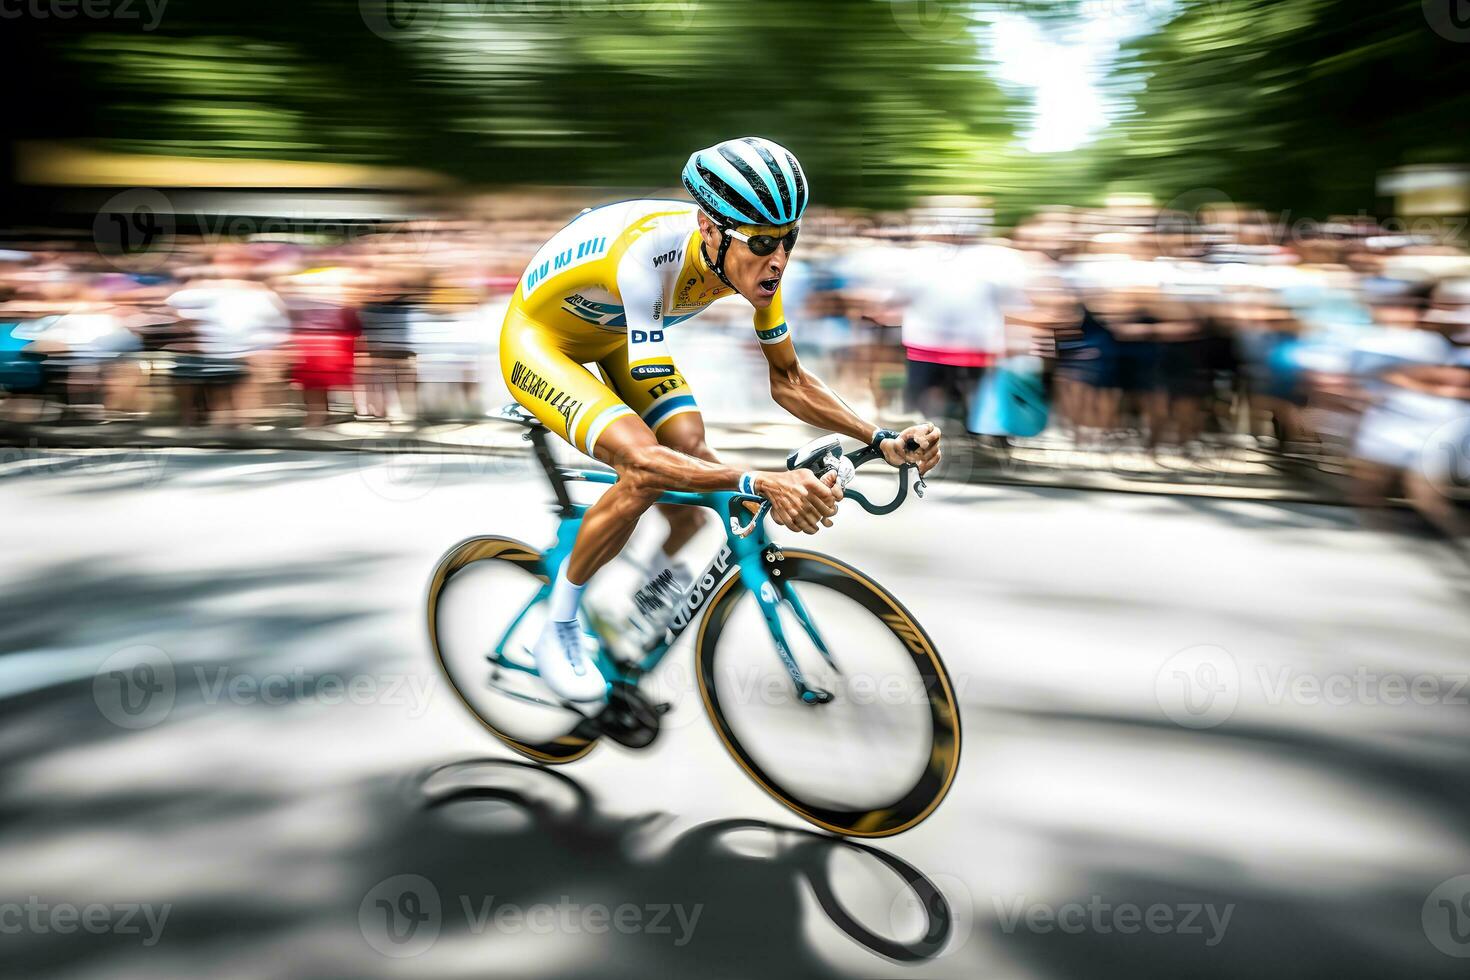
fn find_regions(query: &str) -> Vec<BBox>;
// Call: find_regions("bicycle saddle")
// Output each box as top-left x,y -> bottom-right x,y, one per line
494,403 -> 544,429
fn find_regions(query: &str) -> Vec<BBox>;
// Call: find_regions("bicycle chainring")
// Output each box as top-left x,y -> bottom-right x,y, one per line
596,685 -> 661,749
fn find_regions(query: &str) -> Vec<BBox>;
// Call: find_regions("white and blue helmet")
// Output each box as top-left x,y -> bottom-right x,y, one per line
682,137 -> 809,229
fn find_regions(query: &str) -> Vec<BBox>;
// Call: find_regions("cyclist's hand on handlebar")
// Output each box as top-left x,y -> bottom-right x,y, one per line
880,422 -> 942,476
755,469 -> 843,534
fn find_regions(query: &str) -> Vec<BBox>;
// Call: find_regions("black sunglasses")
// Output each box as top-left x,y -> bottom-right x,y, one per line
727,225 -> 799,257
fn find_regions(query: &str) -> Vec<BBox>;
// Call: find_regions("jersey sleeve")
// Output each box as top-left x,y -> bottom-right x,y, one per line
615,245 -> 677,383
753,286 -> 794,352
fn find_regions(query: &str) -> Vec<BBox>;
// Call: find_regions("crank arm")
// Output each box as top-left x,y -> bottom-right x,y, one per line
483,672 -> 589,714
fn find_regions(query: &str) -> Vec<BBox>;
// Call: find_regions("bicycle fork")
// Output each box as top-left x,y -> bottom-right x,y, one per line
742,547 -> 836,706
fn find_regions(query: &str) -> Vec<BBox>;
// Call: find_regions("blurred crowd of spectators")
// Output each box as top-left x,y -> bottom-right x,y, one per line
0,220 -> 530,429
1,201 -> 1467,536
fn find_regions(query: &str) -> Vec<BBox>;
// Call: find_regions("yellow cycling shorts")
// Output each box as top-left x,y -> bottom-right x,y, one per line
499,306 -> 700,459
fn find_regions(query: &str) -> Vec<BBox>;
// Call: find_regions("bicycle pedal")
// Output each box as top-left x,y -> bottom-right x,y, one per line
557,697 -> 605,720
596,686 -> 661,748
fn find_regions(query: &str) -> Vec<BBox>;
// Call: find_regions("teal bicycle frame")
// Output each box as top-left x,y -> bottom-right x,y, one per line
482,410 -> 919,707
487,465 -> 841,703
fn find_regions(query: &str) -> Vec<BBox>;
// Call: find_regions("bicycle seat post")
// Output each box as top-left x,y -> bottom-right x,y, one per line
525,424 -> 576,516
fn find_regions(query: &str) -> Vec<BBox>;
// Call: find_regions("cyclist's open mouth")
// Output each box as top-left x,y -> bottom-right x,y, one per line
757,276 -> 781,296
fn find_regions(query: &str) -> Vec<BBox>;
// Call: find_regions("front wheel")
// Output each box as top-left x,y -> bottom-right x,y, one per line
695,549 -> 961,837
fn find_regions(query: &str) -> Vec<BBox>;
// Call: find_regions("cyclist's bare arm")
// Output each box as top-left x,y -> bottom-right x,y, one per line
594,413 -> 839,536
765,347 -> 873,442
595,265 -> 840,533
761,336 -> 943,475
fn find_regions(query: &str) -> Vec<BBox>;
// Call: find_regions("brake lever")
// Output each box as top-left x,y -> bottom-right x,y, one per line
899,436 -> 929,497
729,495 -> 771,539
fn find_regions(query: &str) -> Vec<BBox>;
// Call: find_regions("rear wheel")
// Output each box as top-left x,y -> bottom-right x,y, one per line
695,549 -> 961,837
427,536 -> 599,764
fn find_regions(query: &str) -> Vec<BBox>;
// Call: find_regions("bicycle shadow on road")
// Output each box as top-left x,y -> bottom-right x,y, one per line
383,757 -> 955,976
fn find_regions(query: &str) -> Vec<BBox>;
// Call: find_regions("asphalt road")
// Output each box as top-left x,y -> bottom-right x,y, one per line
2,447 -> 1468,979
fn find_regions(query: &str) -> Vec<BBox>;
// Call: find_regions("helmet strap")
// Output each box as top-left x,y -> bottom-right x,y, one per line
702,232 -> 736,291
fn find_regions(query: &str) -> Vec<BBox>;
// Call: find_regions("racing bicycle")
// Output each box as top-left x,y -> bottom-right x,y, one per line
426,404 -> 961,837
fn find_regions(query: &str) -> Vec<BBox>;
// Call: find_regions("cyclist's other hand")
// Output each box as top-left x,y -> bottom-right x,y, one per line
882,422 -> 942,476
756,469 -> 840,535
819,470 -> 845,525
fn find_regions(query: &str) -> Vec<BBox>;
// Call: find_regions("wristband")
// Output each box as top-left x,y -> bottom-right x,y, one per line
738,472 -> 757,496
870,428 -> 900,452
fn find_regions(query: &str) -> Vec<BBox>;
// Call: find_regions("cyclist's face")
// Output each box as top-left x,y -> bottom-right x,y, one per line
698,213 -> 795,310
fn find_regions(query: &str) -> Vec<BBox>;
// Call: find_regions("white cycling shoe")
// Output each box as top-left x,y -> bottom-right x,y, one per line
530,618 -> 608,704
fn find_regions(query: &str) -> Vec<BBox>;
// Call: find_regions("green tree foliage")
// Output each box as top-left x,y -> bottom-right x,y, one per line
13,0 -> 1465,219
20,0 -> 1023,207
1096,0 -> 1470,215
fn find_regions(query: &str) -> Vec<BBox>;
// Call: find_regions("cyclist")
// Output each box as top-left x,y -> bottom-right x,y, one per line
501,136 -> 941,702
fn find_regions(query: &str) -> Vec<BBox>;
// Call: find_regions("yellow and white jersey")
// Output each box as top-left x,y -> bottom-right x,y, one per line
511,199 -> 791,376
498,198 -> 795,457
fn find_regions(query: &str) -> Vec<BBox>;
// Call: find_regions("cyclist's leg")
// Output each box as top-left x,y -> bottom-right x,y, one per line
596,346 -> 709,560
647,414 -> 711,555
501,310 -> 744,588
570,402 -> 745,585
565,416 -> 665,583
499,311 -> 654,700
500,311 -> 645,582
499,310 -> 637,457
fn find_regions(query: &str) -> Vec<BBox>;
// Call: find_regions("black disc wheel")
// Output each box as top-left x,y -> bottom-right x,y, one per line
696,549 -> 961,837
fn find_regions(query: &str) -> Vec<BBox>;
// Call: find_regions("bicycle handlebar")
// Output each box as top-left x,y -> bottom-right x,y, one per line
728,436 -> 925,538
